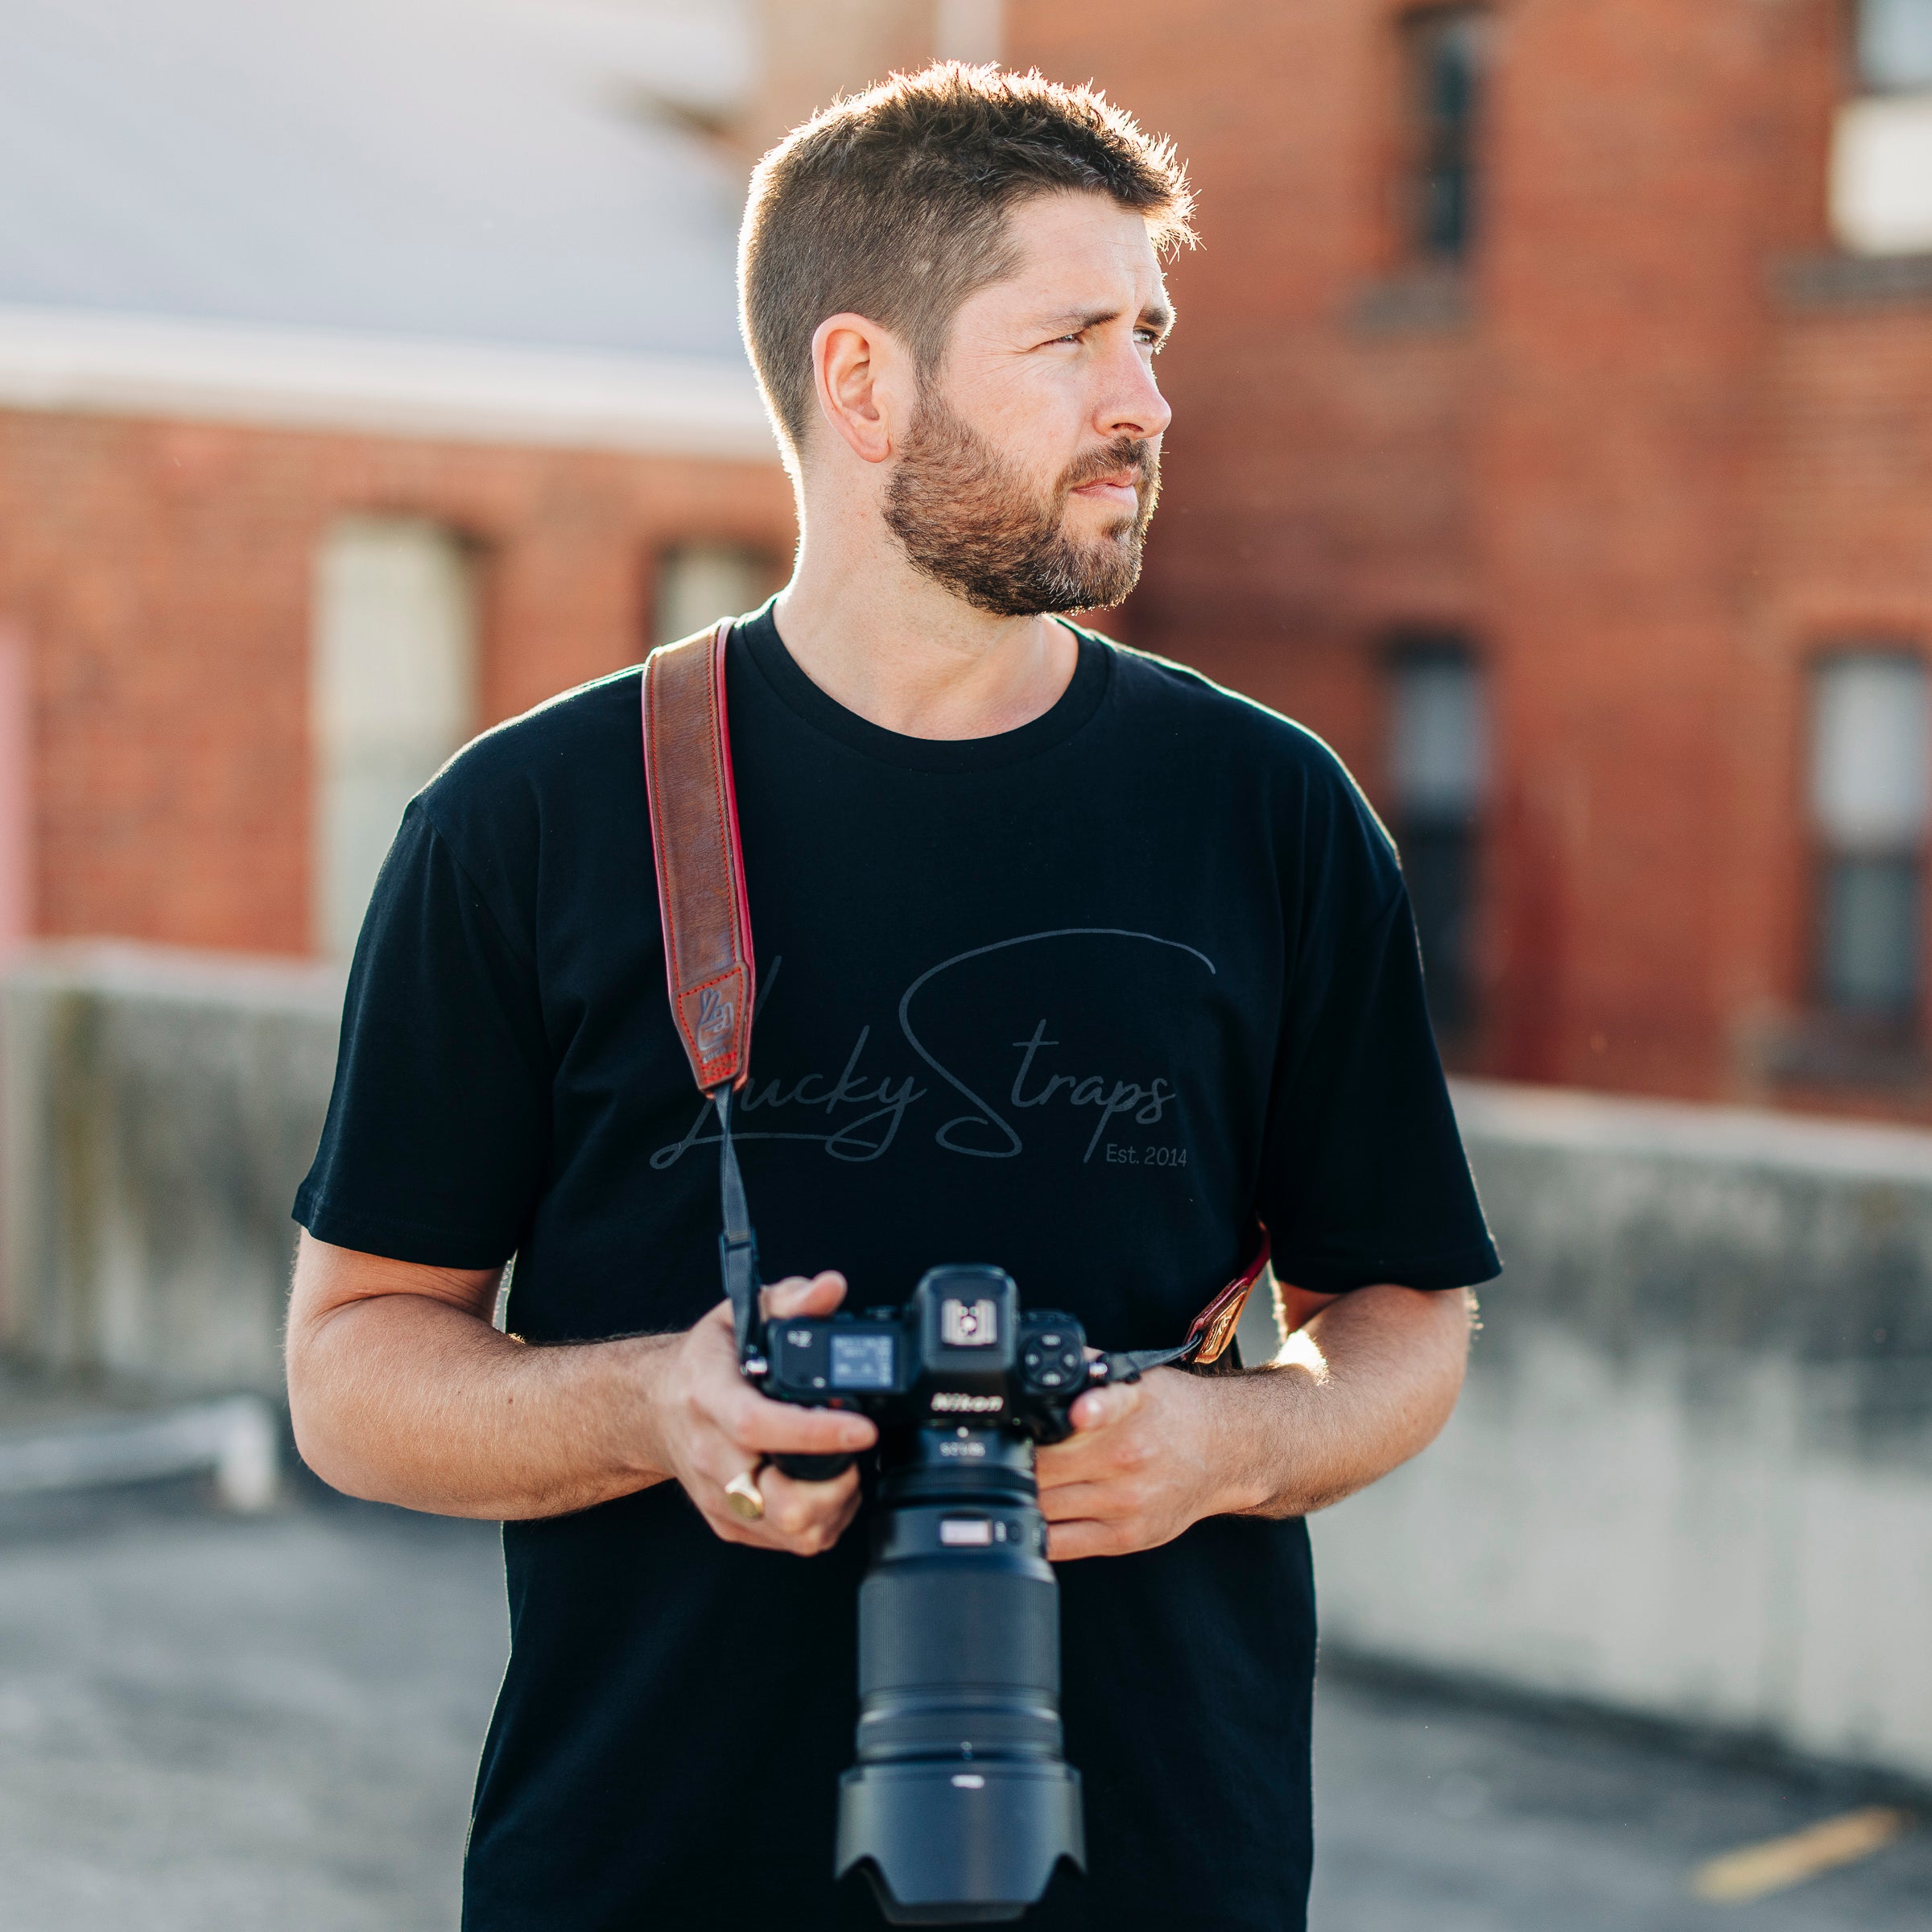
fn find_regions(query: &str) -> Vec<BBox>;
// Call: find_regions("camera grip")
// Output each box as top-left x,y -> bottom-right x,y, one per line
772,1451 -> 857,1483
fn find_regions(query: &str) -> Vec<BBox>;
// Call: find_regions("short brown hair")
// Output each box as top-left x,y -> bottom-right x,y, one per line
739,64 -> 1194,461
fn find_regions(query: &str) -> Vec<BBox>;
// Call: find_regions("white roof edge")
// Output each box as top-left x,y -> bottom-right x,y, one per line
1450,1075 -> 1932,1183
0,304 -> 780,460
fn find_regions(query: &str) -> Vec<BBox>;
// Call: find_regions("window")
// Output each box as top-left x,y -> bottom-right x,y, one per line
1388,642 -> 1488,1034
1810,653 -> 1928,1021
1831,1 -> 1932,254
312,518 -> 477,958
654,543 -> 785,649
1401,8 -> 1491,264
1858,0 -> 1932,92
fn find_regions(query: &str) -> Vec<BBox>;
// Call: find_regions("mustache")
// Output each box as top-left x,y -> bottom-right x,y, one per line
1059,437 -> 1157,499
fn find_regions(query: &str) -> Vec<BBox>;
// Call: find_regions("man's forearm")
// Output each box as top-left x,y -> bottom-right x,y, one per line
287,1235 -> 877,1547
1217,1283 -> 1472,1520
1035,1280 -> 1472,1558
290,1290 -> 675,1520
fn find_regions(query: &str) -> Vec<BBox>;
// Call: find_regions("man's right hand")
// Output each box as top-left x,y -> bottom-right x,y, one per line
286,1236 -> 877,1531
638,1272 -> 878,1557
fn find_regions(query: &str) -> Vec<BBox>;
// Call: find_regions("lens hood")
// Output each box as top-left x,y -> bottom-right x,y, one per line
836,1759 -> 1084,1926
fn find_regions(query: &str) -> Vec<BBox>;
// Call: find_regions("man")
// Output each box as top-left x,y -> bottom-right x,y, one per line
287,64 -> 1497,1932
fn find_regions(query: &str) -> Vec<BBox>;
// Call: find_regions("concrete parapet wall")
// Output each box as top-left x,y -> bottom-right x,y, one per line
0,944 -> 340,1396
1311,1079 -> 1932,1781
1,952 -> 1926,1777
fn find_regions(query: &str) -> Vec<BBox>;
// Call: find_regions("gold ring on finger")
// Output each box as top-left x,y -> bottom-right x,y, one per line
723,1466 -> 766,1523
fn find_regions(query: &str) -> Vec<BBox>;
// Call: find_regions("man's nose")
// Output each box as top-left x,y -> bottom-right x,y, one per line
1096,344 -> 1172,445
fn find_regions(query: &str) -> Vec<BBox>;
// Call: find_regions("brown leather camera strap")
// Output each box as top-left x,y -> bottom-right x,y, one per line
642,619 -> 761,1351
642,618 -> 754,1095
639,613 -> 1265,1373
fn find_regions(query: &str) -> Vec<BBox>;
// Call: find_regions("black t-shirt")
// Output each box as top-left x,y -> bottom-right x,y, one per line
295,605 -> 1498,1932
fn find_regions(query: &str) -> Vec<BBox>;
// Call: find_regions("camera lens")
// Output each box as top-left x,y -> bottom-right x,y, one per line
835,1430 -> 1084,1925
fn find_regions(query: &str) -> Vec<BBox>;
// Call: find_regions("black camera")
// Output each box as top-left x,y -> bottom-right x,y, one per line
756,1263 -> 1096,1448
741,1265 -> 1102,1925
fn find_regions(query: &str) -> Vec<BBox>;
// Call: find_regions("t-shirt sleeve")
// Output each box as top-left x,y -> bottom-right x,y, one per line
1254,769 -> 1500,1297
294,800 -> 551,1269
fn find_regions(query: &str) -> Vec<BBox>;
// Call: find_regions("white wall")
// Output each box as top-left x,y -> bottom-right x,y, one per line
1307,1080 -> 1932,1781
0,945 -> 341,1393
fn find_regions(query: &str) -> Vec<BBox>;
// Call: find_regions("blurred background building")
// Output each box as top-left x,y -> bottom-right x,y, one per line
4,0 -> 1932,1123
0,0 -> 794,963
1009,0 -> 1932,1122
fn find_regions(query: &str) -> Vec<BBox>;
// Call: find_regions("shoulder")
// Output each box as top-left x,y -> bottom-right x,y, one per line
415,665 -> 642,842
1086,632 -> 1397,861
398,666 -> 644,947
1089,631 -> 1352,767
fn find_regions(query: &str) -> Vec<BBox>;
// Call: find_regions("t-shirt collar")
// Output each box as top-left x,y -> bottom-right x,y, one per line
736,597 -> 1111,772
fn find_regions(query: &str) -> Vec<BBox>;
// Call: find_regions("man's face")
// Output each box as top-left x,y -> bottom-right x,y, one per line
882,192 -> 1174,617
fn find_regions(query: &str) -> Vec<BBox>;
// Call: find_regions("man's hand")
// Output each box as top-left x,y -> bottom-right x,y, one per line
289,1235 -> 1464,1551
1036,1282 -> 1472,1562
286,1233 -> 877,1532
1036,1368 -> 1241,1561
639,1271 -> 878,1558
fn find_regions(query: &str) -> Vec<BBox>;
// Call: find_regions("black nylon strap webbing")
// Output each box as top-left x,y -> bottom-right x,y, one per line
715,1084 -> 761,1360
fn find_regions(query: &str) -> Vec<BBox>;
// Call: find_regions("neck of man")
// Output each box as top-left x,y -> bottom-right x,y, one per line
770,481 -> 1080,742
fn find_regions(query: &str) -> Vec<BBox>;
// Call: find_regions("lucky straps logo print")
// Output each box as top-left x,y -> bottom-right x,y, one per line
895,928 -> 1213,1160
650,928 -> 1216,1170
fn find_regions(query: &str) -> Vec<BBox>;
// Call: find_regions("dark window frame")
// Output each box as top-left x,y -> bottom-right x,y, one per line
1385,633 -> 1488,1042
1398,6 -> 1492,265
1806,646 -> 1929,1038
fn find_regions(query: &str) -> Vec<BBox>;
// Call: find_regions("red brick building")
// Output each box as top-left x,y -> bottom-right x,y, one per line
1012,0 -> 1932,1118
0,0 -> 793,960
0,402 -> 791,956
8,0 -> 1932,1121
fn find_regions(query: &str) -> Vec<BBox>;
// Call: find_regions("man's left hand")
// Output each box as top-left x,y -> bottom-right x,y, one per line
1034,1283 -> 1475,1561
1036,1368 -> 1247,1562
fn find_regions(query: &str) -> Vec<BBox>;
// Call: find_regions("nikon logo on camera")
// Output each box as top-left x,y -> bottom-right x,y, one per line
931,1393 -> 1005,1414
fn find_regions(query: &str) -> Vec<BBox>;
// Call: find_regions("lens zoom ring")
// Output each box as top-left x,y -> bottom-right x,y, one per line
858,1571 -> 1059,1695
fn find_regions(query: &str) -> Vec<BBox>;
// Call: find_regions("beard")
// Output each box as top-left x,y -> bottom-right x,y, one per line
881,393 -> 1161,617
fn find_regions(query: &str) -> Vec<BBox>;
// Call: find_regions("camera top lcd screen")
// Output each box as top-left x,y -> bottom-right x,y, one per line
829,1332 -> 897,1391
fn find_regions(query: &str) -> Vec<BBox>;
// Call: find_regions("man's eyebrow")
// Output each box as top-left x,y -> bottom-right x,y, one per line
1036,302 -> 1175,336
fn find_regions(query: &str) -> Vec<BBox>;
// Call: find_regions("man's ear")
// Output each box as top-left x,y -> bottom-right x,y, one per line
811,312 -> 914,465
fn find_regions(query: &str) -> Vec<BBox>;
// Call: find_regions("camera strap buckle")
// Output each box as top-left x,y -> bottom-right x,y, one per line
1096,1227 -> 1270,1385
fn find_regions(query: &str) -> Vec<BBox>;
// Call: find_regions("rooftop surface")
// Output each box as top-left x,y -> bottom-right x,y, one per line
0,1476 -> 1924,1930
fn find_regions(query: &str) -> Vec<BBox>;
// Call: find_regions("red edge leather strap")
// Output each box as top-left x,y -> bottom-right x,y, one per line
1182,1227 -> 1271,1366
642,620 -> 756,1093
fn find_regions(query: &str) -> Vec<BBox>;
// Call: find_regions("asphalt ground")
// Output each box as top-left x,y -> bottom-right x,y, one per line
0,1476 -> 1925,1930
